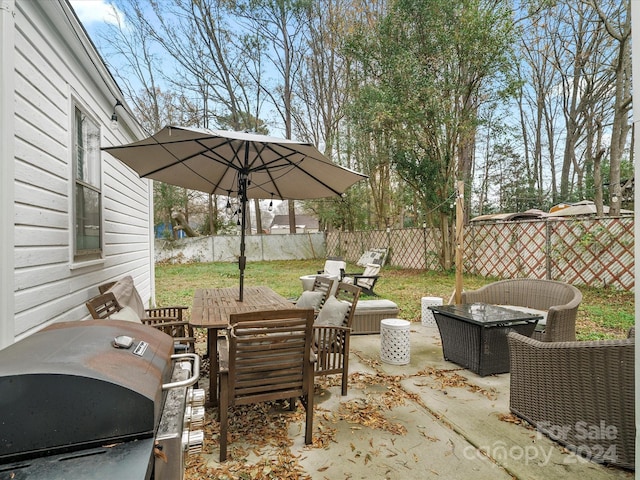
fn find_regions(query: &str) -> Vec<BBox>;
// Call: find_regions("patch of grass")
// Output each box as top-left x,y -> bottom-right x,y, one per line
155,260 -> 634,340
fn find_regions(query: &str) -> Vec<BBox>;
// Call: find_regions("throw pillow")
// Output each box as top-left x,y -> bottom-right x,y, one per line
109,305 -> 142,324
315,296 -> 350,327
296,291 -> 325,310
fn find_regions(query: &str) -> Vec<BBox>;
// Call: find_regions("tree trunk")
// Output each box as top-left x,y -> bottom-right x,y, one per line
288,201 -> 296,234
254,198 -> 263,234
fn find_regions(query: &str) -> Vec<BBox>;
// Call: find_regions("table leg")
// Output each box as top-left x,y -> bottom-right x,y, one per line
207,328 -> 218,408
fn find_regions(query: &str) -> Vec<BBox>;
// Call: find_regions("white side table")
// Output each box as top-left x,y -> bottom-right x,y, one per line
380,318 -> 411,365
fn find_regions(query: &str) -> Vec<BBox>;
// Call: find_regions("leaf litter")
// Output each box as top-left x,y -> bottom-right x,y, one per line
186,372 -> 414,479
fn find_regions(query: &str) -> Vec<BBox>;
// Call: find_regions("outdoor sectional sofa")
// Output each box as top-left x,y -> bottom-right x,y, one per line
508,331 -> 635,470
460,278 -> 582,342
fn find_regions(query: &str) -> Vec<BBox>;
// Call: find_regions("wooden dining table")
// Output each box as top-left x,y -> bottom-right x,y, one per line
190,285 -> 295,405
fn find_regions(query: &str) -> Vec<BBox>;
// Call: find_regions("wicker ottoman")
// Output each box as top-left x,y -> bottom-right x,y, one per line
351,300 -> 399,334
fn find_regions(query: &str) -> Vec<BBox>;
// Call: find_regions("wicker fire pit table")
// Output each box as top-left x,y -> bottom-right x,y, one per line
429,303 -> 541,376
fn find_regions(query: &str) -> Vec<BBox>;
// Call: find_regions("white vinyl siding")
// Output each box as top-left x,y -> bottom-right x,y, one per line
8,0 -> 152,341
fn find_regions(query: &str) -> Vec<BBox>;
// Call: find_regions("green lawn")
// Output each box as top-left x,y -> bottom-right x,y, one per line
155,259 -> 634,340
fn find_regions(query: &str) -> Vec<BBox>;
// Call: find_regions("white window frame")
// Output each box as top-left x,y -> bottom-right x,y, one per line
72,103 -> 103,263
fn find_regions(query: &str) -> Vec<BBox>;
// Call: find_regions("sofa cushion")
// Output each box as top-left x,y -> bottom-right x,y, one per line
315,296 -> 350,327
355,299 -> 398,312
296,291 -> 325,310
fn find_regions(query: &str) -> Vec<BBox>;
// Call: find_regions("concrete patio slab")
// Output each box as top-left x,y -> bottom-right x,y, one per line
189,324 -> 634,479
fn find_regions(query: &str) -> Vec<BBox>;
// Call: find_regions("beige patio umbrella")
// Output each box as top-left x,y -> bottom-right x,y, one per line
103,126 -> 367,300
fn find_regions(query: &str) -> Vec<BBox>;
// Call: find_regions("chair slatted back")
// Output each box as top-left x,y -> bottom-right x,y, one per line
86,292 -> 121,319
333,282 -> 361,328
97,281 -> 117,294
312,276 -> 335,307
228,309 -> 314,406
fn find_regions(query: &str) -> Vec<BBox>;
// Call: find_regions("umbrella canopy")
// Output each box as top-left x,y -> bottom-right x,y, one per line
103,126 -> 367,300
103,126 -> 365,199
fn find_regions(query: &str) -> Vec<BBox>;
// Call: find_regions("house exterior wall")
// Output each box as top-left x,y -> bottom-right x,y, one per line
0,0 -> 152,347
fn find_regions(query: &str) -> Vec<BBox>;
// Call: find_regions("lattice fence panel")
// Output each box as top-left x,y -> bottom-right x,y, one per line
325,231 -> 340,257
466,221 -> 547,279
327,228 -> 441,270
327,231 -> 389,262
326,217 -> 634,291
390,229 -> 423,269
548,218 -> 634,290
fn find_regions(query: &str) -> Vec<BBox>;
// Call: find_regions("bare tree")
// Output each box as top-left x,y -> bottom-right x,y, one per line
584,0 -> 632,216
223,0 -> 312,233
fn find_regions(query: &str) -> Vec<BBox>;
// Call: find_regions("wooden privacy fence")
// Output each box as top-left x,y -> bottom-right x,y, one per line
326,216 -> 635,292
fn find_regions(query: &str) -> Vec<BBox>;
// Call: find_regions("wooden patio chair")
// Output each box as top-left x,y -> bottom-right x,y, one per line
217,308 -> 315,461
98,276 -> 190,326
341,263 -> 381,296
85,291 -> 195,353
311,275 -> 335,303
313,282 -> 361,395
294,275 -> 336,315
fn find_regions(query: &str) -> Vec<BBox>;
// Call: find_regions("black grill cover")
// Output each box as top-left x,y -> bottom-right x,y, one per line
0,320 -> 174,461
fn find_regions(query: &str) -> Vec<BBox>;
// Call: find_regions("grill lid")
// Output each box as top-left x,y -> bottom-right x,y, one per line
0,320 -> 174,462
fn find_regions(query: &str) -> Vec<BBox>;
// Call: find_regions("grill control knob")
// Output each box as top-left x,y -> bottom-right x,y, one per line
182,429 -> 204,456
187,387 -> 206,407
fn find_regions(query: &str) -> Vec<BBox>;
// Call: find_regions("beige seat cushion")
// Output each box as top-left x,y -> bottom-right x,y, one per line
343,263 -> 380,290
323,260 -> 346,277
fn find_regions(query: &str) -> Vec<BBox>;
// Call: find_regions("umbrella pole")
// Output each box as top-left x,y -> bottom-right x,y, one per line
239,171 -> 248,302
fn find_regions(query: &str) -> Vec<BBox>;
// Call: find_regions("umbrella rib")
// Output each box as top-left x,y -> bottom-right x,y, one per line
263,148 -> 347,198
132,136 -> 245,195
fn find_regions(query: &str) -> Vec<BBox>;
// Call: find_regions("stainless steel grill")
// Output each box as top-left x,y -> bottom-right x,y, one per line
0,319 -> 203,479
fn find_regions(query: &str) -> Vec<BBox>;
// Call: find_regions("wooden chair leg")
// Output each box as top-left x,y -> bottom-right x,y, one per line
219,372 -> 229,462
304,392 -> 314,445
341,361 -> 349,396
341,334 -> 350,396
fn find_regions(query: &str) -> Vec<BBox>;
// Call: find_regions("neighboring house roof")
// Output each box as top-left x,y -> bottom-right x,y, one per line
470,209 -> 547,223
471,201 -> 634,224
547,200 -> 633,217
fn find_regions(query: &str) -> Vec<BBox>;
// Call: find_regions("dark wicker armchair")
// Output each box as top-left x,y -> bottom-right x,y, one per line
508,331 -> 635,470
460,278 -> 582,342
